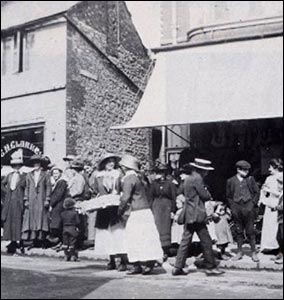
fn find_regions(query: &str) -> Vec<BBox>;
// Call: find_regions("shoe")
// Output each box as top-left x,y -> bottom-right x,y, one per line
275,258 -> 283,265
71,256 -> 80,262
271,254 -> 283,261
232,252 -> 243,261
117,264 -> 127,272
252,252 -> 260,263
107,262 -> 116,270
126,266 -> 142,275
205,268 -> 225,276
221,254 -> 231,261
142,266 -> 154,275
172,268 -> 188,276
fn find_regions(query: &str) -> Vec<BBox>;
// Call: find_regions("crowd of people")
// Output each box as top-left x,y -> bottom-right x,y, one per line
1,151 -> 283,276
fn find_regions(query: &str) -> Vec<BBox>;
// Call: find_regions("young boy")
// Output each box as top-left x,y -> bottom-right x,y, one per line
61,198 -> 80,262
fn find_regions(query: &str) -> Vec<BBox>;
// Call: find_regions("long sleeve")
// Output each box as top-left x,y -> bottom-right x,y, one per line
249,176 -> 260,205
170,182 -> 177,212
69,174 -> 85,198
24,175 -> 30,202
226,179 -> 233,205
45,174 -> 52,201
118,175 -> 136,216
194,177 -> 212,202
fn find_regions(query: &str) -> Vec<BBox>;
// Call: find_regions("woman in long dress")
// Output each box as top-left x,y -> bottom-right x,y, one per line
1,157 -> 26,254
118,154 -> 163,275
259,159 -> 283,252
93,153 -> 127,271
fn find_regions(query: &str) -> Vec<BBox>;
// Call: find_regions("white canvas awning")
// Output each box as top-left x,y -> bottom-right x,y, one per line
112,37 -> 283,129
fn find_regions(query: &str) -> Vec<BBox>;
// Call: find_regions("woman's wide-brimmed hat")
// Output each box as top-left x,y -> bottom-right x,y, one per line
63,155 -> 76,162
98,153 -> 120,170
70,160 -> 85,171
10,157 -> 24,165
29,154 -> 42,163
51,166 -> 63,173
190,158 -> 215,171
119,154 -> 140,172
153,164 -> 168,174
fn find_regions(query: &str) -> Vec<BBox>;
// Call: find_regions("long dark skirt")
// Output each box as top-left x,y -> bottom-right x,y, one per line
2,194 -> 23,242
152,198 -> 172,248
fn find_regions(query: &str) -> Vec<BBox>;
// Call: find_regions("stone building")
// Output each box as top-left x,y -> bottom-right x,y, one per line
1,1 -> 152,170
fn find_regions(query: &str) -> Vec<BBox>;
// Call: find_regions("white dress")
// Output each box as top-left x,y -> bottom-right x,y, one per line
259,174 -> 282,251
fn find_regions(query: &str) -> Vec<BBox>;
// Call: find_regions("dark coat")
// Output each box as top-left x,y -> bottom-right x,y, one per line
61,208 -> 80,237
150,180 -> 177,247
226,175 -> 260,206
50,179 -> 68,230
183,171 -> 212,224
22,170 -> 52,235
1,172 -> 26,241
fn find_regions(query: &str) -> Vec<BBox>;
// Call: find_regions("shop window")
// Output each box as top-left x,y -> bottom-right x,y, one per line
1,126 -> 44,166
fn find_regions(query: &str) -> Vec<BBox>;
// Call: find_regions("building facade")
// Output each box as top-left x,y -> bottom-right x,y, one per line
1,1 -> 152,170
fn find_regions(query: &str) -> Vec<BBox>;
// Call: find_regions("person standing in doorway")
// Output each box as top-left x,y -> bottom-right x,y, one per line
172,159 -> 224,276
227,160 -> 260,262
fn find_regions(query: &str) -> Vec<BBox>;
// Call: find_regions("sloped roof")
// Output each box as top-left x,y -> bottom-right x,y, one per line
1,1 -> 81,30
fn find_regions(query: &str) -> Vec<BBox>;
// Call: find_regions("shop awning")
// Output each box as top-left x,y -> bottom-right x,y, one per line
112,37 -> 283,129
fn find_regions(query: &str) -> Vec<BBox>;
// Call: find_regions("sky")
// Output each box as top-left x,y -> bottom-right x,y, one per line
126,1 -> 161,49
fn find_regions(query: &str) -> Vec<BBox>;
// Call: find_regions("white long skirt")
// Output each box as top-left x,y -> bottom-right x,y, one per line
124,209 -> 163,263
95,223 -> 126,256
260,206 -> 279,251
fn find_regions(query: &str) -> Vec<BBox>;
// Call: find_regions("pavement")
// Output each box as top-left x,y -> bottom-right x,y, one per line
1,255 -> 283,299
1,241 -> 283,272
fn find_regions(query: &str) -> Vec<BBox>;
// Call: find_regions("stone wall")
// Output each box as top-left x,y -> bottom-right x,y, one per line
66,1 -> 153,165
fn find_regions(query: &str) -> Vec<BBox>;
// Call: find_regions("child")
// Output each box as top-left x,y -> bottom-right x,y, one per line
61,198 -> 80,262
213,202 -> 233,260
171,194 -> 185,245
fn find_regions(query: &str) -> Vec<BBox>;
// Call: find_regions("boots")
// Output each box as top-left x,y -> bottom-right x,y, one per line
107,256 -> 116,270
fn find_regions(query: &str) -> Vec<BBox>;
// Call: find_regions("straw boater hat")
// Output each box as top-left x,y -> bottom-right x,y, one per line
190,158 -> 215,171
51,166 -> 63,173
70,160 -> 85,171
98,153 -> 120,170
119,154 -> 140,172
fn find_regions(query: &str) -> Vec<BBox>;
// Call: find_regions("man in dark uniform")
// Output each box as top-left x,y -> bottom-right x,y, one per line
227,160 -> 260,262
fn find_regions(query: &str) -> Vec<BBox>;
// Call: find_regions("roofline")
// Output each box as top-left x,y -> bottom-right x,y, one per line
152,16 -> 283,54
1,11 -> 68,33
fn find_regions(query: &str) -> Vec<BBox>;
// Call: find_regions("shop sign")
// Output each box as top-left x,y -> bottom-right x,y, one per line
1,140 -> 42,158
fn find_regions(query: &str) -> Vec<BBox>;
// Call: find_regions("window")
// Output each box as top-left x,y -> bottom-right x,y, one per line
1,126 -> 44,166
1,30 -> 34,76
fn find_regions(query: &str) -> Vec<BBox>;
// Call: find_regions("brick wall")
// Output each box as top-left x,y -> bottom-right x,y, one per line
66,1 -> 153,166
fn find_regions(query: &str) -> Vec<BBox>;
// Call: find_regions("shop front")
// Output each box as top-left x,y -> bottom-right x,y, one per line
112,36 -> 283,200
1,125 -> 44,174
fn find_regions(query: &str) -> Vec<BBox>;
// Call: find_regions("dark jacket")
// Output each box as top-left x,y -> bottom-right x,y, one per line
50,179 -> 68,230
226,175 -> 260,205
118,172 -> 150,217
61,208 -> 80,227
276,195 -> 283,224
183,171 -> 212,224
